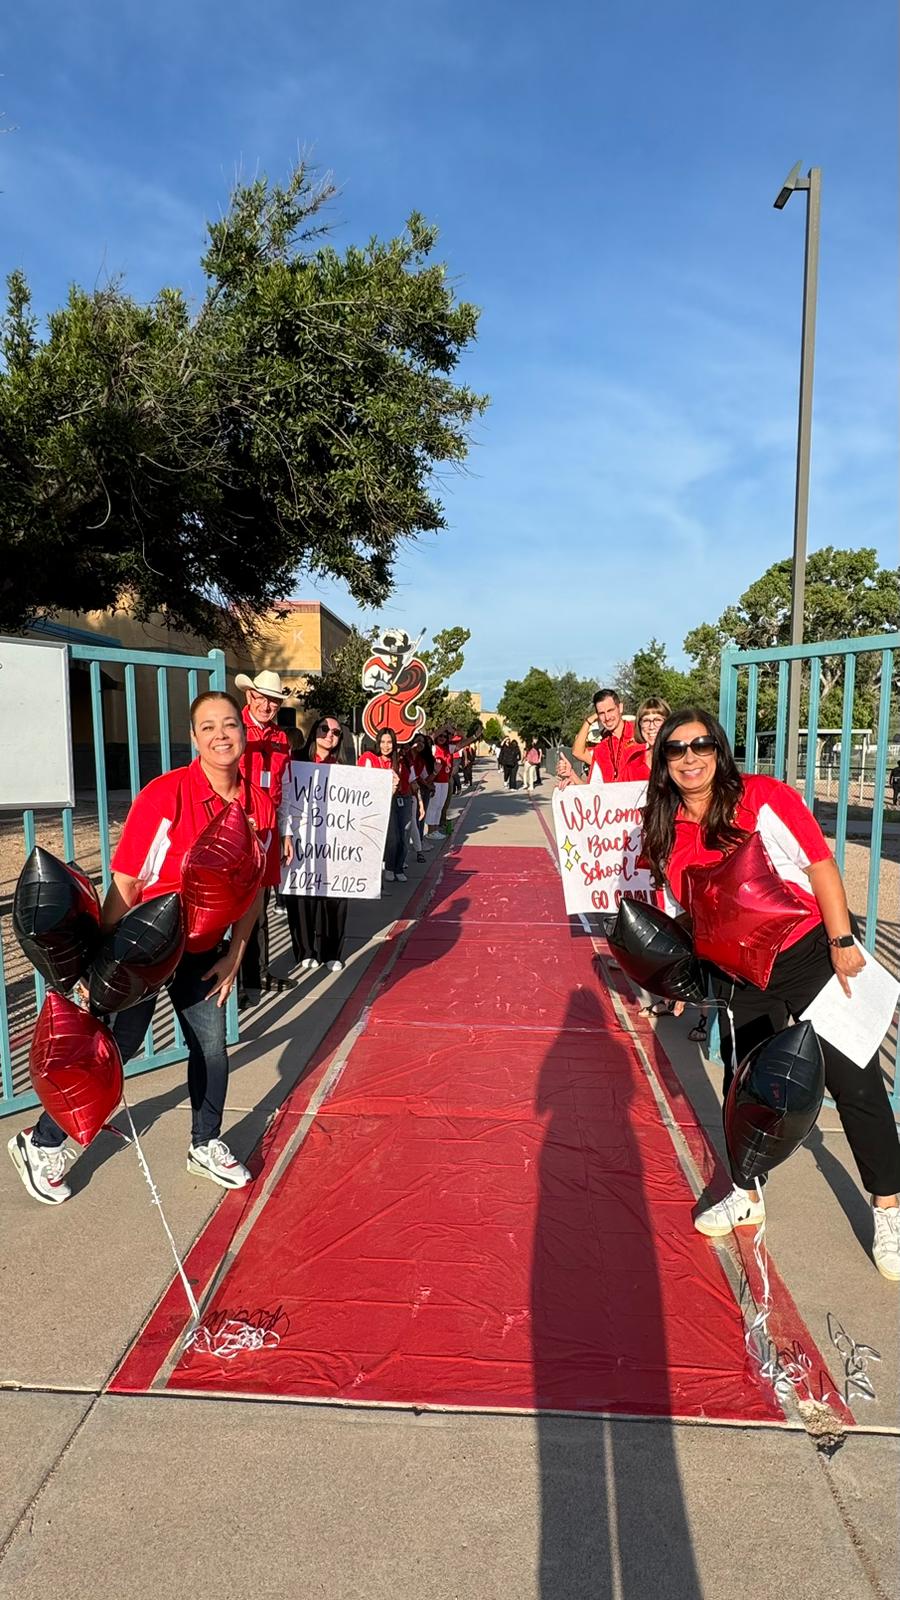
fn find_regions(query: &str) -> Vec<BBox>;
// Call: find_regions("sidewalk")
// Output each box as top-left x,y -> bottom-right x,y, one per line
1,766 -> 897,1599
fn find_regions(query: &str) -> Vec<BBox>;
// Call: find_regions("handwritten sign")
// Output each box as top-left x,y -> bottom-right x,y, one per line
279,761 -> 392,899
552,780 -> 654,916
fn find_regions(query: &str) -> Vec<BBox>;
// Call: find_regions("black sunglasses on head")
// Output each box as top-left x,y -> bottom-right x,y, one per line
663,736 -> 718,759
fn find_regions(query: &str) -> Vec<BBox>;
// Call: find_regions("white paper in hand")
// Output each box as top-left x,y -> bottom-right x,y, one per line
800,942 -> 900,1069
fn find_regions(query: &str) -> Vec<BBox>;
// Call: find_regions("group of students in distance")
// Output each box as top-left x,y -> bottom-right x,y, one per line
556,685 -> 900,1283
7,672 -> 478,1208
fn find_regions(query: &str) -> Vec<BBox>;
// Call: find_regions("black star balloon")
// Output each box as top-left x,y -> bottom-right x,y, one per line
606,898 -> 707,1003
725,1021 -> 825,1185
13,847 -> 102,992
87,892 -> 185,1014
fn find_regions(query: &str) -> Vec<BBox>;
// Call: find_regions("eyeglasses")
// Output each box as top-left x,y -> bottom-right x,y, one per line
318,726 -> 341,738
663,736 -> 718,759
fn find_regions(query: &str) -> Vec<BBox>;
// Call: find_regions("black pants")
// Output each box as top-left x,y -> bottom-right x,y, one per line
239,890 -> 270,992
286,895 -> 348,965
502,765 -> 518,788
712,925 -> 900,1197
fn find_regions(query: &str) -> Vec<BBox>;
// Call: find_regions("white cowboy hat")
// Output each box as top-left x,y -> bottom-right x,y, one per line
234,669 -> 289,700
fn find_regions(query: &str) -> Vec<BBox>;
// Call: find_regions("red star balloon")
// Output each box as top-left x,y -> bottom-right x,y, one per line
180,801 -> 265,952
30,991 -> 123,1146
684,830 -> 810,989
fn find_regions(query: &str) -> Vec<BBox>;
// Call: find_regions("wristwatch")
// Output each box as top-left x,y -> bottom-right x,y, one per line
827,933 -> 855,949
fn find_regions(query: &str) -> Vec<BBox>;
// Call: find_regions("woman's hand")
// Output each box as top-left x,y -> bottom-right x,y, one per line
830,941 -> 866,998
203,953 -> 240,1008
282,835 -> 294,864
557,754 -> 575,783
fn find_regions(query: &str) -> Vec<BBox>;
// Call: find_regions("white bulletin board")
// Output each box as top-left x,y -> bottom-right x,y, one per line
0,638 -> 75,810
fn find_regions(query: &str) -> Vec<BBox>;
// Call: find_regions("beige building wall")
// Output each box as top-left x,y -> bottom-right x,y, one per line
35,598 -> 353,787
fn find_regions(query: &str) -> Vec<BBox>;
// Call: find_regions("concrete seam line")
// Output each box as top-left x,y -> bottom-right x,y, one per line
817,1449 -> 895,1600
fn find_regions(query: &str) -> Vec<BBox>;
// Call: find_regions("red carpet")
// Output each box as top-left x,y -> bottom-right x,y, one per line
114,843 -> 787,1420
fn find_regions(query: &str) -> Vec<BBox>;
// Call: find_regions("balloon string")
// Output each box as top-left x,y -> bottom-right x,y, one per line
119,1097 -> 200,1326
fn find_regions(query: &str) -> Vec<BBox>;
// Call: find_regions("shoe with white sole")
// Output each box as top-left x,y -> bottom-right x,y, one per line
694,1184 -> 765,1238
872,1204 -> 900,1281
187,1139 -> 251,1189
395,872 -> 408,882
298,957 -> 321,971
326,959 -> 345,973
384,870 -> 395,882
8,1129 -> 74,1205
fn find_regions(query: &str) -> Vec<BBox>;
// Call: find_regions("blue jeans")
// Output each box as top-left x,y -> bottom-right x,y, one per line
32,945 -> 230,1149
385,795 -> 410,875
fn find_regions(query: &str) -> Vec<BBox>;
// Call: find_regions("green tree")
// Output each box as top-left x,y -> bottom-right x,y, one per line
614,638 -> 696,711
498,668 -> 564,744
684,547 -> 900,735
303,626 -> 374,719
553,670 -> 599,744
0,163 -> 488,646
482,716 -> 504,743
420,625 -> 471,722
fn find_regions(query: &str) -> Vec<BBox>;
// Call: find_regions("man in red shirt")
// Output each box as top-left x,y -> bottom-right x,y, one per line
559,688 -> 644,787
10,693 -> 280,1204
235,670 -> 293,1003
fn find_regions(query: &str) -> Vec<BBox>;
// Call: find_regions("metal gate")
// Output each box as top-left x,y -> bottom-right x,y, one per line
0,640 -> 236,1119
718,630 -> 900,1110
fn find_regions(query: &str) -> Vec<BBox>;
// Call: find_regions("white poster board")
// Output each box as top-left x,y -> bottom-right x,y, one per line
0,637 -> 74,810
552,780 -> 654,916
279,760 -> 392,899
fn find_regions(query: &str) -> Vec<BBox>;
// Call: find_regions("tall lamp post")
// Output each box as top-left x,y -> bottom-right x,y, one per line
774,162 -> 821,788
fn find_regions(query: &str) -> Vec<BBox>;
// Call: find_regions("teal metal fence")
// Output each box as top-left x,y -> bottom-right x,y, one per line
0,641 -> 236,1120
717,631 -> 900,1111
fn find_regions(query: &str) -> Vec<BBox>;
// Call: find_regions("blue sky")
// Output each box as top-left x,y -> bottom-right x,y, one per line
2,1 -> 897,706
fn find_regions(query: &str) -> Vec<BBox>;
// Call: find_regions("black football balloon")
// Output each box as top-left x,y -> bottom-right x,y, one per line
725,1021 -> 825,1185
606,898 -> 707,1003
88,892 -> 185,1014
13,847 -> 102,992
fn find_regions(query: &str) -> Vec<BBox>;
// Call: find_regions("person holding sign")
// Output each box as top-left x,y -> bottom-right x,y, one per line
9,692 -> 280,1203
358,731 -> 409,882
641,707 -> 900,1279
558,689 -> 644,787
283,716 -> 350,973
235,668 -> 292,1007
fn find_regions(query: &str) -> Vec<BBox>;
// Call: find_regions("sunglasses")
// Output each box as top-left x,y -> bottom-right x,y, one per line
663,736 -> 718,759
318,725 -> 341,738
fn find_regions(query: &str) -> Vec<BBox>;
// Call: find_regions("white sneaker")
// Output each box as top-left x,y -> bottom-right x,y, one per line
8,1129 -> 74,1205
187,1139 -> 251,1189
872,1204 -> 900,1281
395,872 -> 408,882
384,870 -> 395,882
694,1184 -> 765,1238
299,957 -> 321,971
326,960 -> 345,973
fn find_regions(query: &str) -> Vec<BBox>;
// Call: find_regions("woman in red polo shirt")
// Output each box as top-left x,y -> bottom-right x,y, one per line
641,706 -> 900,1280
283,715 -> 350,974
359,731 -> 410,881
9,692 -> 280,1205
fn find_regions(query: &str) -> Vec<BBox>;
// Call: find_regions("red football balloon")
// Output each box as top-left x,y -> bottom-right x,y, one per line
30,991 -> 123,1146
180,801 -> 265,952
684,831 -> 811,989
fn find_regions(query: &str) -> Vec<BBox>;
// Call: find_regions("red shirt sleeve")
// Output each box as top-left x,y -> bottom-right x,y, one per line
110,775 -> 177,880
747,775 -> 831,865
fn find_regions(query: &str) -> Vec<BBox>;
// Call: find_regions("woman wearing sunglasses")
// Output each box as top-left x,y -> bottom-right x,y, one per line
284,716 -> 349,973
641,707 -> 900,1279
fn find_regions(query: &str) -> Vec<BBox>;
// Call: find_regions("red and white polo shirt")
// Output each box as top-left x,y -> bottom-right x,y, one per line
663,773 -> 831,953
111,760 -> 281,935
239,707 -> 292,809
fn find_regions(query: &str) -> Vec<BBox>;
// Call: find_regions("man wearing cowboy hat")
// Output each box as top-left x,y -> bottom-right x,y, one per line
235,670 -> 293,1005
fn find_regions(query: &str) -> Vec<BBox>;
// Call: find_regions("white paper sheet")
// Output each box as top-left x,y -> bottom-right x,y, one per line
800,942 -> 900,1068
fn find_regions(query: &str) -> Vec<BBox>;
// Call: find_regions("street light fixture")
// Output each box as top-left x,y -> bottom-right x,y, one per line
774,162 -> 822,788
